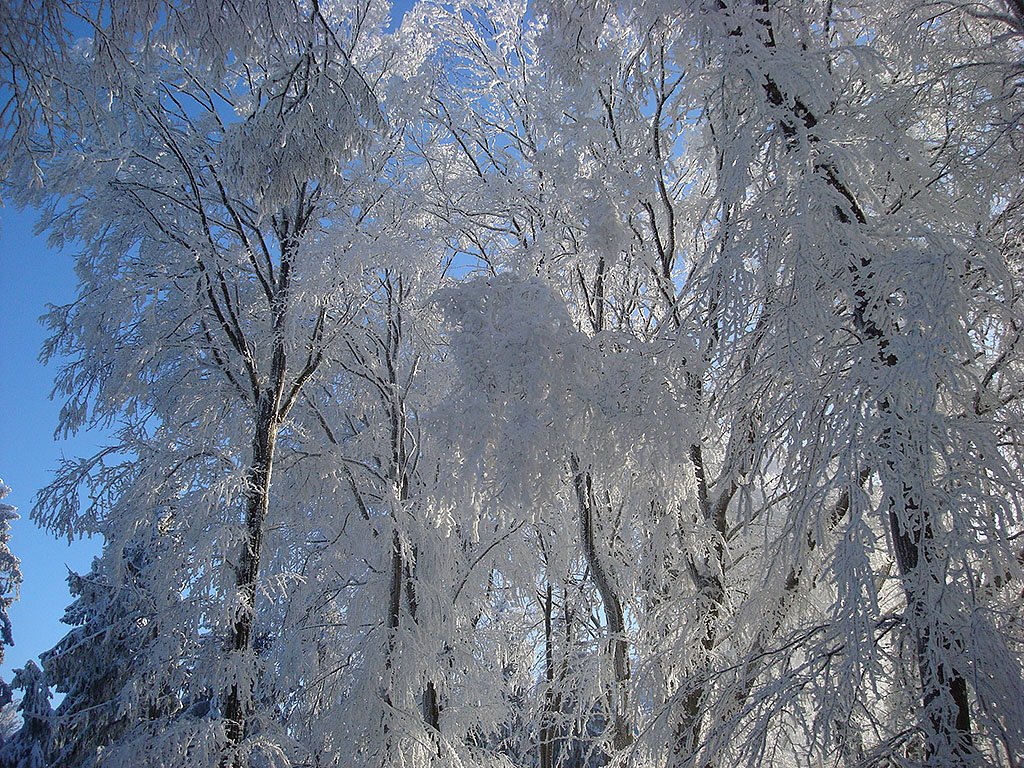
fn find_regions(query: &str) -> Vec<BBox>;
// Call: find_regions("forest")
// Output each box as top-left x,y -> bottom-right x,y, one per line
0,0 -> 1023,766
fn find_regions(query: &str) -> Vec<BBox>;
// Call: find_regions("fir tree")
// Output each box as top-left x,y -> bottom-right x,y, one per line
0,483 -> 21,709
0,662 -> 52,768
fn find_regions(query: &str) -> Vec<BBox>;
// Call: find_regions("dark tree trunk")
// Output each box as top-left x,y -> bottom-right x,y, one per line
223,393 -> 280,761
540,583 -> 557,768
571,459 -> 633,751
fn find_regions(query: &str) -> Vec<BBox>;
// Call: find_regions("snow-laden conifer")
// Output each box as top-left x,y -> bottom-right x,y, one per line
0,483 -> 21,710
0,662 -> 52,768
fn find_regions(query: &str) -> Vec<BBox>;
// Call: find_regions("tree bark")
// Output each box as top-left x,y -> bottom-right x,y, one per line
223,392 -> 280,760
540,583 -> 557,768
570,457 -> 633,751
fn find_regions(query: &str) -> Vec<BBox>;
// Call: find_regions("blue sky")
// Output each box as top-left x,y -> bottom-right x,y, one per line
0,205 -> 103,683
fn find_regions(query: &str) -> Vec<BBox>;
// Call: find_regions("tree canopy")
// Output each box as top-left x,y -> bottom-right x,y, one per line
3,1 -> 1024,767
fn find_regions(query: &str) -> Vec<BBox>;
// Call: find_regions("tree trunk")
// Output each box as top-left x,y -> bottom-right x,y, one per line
223,393 -> 280,760
672,440 -> 729,764
571,457 -> 632,751
886,478 -> 973,761
540,583 -> 557,768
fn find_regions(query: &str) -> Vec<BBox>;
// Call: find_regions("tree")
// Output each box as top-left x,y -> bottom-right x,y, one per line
13,1 -> 396,764
0,483 -> 21,710
0,662 -> 52,768
429,1 -> 1024,764
656,0 -> 1024,762
42,530 -> 186,768
5,0 -> 1024,767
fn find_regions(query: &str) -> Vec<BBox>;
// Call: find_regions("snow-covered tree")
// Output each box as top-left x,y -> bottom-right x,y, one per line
3,1 -> 1024,767
11,1 -> 405,765
418,1 -> 1024,765
0,662 -> 52,768
0,483 -> 21,710
41,530 -> 186,768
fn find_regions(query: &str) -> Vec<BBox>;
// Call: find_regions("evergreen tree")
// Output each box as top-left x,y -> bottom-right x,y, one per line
0,662 -> 52,768
42,542 -> 165,768
0,483 -> 21,709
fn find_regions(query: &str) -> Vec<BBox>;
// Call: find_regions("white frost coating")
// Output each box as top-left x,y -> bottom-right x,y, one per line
436,274 -> 580,497
3,0 -> 1024,766
0,480 -> 20,711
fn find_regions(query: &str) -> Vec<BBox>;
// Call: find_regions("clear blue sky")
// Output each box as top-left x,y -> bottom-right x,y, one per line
0,205 -> 103,683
